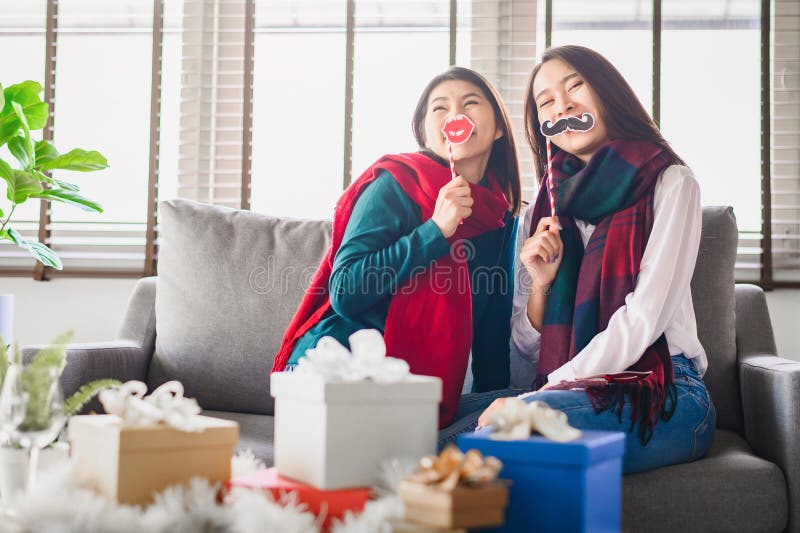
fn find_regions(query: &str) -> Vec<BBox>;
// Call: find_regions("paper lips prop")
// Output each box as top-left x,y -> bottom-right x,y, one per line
442,114 -> 476,144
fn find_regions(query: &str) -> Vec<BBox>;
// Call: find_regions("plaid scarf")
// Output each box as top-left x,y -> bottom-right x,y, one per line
530,140 -> 677,445
272,152 -> 510,428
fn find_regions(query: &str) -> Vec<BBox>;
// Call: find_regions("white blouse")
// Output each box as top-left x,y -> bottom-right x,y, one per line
511,164 -> 708,384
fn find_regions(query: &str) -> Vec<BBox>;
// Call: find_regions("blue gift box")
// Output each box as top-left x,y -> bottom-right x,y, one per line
457,429 -> 625,533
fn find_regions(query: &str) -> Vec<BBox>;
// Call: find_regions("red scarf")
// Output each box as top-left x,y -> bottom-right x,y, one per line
272,152 -> 510,427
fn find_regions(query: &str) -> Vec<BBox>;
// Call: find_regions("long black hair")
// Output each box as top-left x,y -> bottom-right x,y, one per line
413,66 -> 522,215
524,45 -> 684,185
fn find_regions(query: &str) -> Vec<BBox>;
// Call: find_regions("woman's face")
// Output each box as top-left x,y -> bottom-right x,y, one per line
423,79 -> 503,165
532,58 -> 610,162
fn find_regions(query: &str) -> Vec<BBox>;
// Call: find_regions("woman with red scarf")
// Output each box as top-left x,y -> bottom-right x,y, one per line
273,67 -> 524,443
478,46 -> 716,474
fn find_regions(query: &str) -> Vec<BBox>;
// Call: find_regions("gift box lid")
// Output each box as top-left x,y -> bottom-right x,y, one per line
69,414 -> 239,452
457,429 -> 625,467
270,372 -> 442,403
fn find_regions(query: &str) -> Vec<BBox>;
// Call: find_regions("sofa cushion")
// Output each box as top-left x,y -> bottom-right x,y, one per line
203,410 -> 275,465
150,199 -> 331,414
623,429 -> 788,533
690,206 -> 743,434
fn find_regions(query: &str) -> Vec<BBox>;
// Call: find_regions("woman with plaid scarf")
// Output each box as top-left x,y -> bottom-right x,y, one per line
479,46 -> 716,475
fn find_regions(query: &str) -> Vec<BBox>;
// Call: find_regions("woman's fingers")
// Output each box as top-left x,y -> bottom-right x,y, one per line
535,216 -> 562,235
477,397 -> 507,428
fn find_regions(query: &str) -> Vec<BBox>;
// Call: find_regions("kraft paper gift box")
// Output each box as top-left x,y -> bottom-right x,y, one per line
227,467 -> 370,531
399,479 -> 508,530
68,414 -> 239,506
270,372 -> 442,490
457,429 -> 626,533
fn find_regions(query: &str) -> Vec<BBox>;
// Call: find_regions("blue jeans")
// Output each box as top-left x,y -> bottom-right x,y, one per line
437,355 -> 716,475
438,387 -> 524,449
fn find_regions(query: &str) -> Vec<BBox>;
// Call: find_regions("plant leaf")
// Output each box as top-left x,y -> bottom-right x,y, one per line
24,240 -> 62,269
0,158 -> 12,189
10,102 -> 34,168
2,82 -> 47,129
6,228 -> 21,244
6,170 -> 43,204
28,330 -> 73,373
8,136 -> 31,169
36,148 -> 108,172
3,81 -> 43,108
0,116 -> 20,148
30,170 -> 80,194
34,139 -> 59,167
53,179 -> 80,192
7,229 -> 63,269
32,188 -> 102,212
0,83 -> 4,110
64,379 -> 122,417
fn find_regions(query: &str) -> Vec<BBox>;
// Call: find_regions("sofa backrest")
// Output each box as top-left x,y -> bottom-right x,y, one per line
690,206 -> 742,434
151,199 -> 743,431
149,199 -> 331,415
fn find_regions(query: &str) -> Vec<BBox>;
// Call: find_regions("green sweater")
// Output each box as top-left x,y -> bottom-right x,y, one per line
288,170 -> 518,392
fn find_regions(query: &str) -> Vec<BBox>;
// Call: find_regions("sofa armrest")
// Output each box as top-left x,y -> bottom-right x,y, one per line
117,276 -> 157,352
22,342 -> 151,403
740,354 -> 800,533
735,284 -> 778,357
735,283 -> 799,531
20,276 -> 158,412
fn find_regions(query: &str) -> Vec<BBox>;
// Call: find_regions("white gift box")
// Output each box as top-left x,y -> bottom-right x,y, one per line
270,371 -> 442,490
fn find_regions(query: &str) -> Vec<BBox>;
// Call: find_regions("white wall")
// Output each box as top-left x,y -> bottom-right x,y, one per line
0,276 -> 798,361
764,289 -> 800,360
0,277 -> 138,347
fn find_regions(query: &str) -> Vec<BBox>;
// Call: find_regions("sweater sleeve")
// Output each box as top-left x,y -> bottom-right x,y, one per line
510,202 -> 542,364
329,171 -> 451,320
546,165 -> 703,383
470,213 -> 518,392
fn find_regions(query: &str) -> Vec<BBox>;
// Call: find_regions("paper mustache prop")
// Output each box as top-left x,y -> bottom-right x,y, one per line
540,112 -> 596,137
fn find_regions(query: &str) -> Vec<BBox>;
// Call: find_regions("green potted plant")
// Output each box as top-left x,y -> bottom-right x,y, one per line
0,81 -> 109,362
0,332 -> 121,502
0,80 -> 108,269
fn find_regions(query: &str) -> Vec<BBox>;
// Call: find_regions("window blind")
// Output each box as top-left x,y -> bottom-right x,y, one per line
177,0 -> 253,211
467,0 -> 538,202
0,0 -> 796,287
771,0 -> 800,283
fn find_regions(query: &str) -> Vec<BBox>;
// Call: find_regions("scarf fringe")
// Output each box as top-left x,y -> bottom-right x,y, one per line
587,378 -> 677,446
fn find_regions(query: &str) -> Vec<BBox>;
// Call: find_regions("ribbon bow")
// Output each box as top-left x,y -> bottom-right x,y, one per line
487,397 -> 582,442
404,445 -> 503,492
98,380 -> 202,432
296,329 -> 410,383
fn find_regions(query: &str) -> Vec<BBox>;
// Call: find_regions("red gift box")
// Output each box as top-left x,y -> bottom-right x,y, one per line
226,468 -> 370,530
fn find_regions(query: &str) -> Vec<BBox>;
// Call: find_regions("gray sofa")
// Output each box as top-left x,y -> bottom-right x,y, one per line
30,199 -> 798,532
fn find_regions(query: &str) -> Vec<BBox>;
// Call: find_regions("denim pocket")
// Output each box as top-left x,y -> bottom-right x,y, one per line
691,398 -> 716,461
679,373 -> 711,411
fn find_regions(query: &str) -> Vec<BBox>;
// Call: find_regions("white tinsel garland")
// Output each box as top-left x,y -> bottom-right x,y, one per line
1,451 -> 407,533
